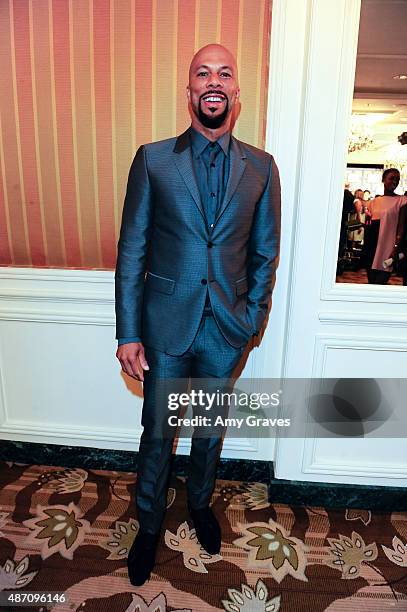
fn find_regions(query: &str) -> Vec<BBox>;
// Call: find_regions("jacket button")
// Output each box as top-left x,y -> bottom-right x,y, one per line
201,279 -> 207,285
207,241 -> 214,248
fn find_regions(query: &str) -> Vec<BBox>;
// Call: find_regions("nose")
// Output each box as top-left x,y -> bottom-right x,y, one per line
207,73 -> 222,89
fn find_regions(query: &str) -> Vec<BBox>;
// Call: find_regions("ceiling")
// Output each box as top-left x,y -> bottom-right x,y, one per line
348,0 -> 407,164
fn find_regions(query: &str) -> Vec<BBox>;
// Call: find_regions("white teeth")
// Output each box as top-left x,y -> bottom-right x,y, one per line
204,96 -> 224,102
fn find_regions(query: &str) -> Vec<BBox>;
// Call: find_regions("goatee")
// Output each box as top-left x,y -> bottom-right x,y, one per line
197,100 -> 229,129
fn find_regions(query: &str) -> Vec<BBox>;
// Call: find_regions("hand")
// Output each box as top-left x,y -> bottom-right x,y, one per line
387,246 -> 401,271
116,342 -> 149,381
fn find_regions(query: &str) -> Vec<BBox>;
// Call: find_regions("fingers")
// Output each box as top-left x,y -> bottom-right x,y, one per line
116,343 -> 149,382
127,352 -> 143,380
117,352 -> 139,380
138,346 -> 150,372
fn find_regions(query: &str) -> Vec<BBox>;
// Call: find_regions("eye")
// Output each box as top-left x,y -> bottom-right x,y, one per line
220,72 -> 232,78
197,71 -> 208,77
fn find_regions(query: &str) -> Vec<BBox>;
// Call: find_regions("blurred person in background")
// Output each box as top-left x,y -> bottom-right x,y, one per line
364,168 -> 407,284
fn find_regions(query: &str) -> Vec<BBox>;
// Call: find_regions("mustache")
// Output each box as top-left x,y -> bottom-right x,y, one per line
199,91 -> 227,101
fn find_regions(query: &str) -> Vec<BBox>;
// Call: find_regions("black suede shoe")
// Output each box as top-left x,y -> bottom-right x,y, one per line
127,530 -> 160,586
188,505 -> 221,555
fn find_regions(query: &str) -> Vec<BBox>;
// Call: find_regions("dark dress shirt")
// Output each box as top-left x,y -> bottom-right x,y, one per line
189,127 -> 230,229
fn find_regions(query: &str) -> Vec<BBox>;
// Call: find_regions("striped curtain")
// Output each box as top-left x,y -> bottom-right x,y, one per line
0,0 -> 272,269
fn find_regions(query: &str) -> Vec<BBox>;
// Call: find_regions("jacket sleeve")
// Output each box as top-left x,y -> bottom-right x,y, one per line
115,145 -> 153,339
246,154 -> 281,334
117,337 -> 142,346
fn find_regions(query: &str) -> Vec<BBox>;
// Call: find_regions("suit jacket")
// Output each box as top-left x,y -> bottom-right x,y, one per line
115,127 -> 281,356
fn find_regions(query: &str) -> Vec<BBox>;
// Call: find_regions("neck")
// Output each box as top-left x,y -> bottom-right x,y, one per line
384,189 -> 396,196
190,117 -> 232,142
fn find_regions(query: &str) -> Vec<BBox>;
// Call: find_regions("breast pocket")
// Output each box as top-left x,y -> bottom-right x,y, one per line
146,271 -> 175,295
235,276 -> 248,296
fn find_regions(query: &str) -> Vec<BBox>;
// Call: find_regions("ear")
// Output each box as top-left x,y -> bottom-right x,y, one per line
235,87 -> 240,99
186,85 -> 191,102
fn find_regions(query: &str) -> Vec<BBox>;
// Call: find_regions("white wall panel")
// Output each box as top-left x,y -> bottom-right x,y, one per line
272,0 -> 407,486
0,268 -> 264,459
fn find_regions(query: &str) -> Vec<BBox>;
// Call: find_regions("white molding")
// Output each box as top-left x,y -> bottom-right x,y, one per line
0,267 -> 114,304
0,268 -> 114,324
262,0 -> 311,380
299,337 -> 407,482
2,421 -> 143,444
312,333 -> 407,378
303,458 -> 407,479
322,283 -> 407,305
318,311 -> 407,327
316,0 -> 365,303
301,335 -> 407,484
0,309 -> 113,325
303,432 -> 407,482
0,267 -> 112,283
316,0 -> 407,306
0,421 -> 259,455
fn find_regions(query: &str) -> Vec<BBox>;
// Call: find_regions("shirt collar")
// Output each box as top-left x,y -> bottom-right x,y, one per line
190,126 -> 231,158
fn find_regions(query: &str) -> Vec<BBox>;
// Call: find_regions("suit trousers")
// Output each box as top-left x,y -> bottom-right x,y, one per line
136,313 -> 245,534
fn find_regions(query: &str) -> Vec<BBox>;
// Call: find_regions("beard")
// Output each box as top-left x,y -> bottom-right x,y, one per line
196,97 -> 230,129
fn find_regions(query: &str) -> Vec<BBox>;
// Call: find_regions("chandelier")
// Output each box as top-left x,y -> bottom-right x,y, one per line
348,114 -> 374,153
384,143 -> 407,180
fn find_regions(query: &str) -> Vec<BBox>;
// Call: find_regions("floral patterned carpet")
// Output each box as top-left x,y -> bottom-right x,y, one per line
0,461 -> 406,611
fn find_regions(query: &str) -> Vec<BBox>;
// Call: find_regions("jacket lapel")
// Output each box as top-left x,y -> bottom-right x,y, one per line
172,128 -> 247,225
215,136 -> 247,224
173,128 -> 205,219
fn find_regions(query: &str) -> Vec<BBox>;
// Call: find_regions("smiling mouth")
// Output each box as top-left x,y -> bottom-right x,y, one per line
201,94 -> 226,105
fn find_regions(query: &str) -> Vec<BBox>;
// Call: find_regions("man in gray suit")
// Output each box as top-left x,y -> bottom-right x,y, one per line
115,43 -> 281,585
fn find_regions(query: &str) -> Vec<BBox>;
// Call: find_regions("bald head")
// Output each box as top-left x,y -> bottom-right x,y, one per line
189,44 -> 238,83
187,44 -> 240,134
